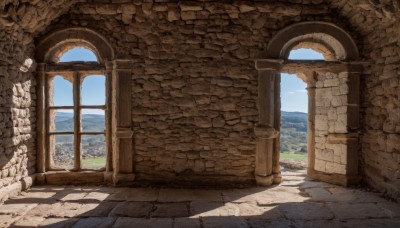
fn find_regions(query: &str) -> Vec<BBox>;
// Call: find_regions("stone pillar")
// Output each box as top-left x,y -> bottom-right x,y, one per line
36,63 -> 46,173
254,59 -> 283,186
110,60 -> 135,186
306,80 -> 316,174
309,64 -> 363,186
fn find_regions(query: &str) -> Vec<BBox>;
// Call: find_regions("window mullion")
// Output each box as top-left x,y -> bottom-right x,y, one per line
73,72 -> 81,171
45,73 -> 51,170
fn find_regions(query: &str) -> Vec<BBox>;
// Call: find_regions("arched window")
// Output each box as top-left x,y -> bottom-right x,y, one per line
45,47 -> 108,171
254,21 -> 361,187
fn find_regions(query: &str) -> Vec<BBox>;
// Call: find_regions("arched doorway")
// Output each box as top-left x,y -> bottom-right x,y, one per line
254,22 -> 364,186
280,48 -> 325,172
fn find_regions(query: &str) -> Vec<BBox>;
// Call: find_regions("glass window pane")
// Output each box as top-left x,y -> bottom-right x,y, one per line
50,109 -> 74,133
82,134 -> 106,169
81,75 -> 106,105
81,109 -> 105,133
58,47 -> 98,62
50,76 -> 73,106
50,135 -> 74,169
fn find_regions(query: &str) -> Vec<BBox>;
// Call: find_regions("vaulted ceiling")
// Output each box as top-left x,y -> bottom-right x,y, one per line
0,0 -> 399,42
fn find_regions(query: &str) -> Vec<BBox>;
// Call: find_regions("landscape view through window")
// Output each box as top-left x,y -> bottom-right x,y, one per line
280,48 -> 325,165
54,47 -> 324,170
52,48 -> 106,170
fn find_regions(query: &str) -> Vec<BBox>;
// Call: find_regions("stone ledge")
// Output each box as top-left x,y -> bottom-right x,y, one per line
0,175 -> 35,202
308,168 -> 361,186
255,59 -> 284,71
43,171 -> 105,185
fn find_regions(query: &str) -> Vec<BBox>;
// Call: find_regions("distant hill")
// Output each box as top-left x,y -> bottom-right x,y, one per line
281,111 -> 308,132
54,112 -> 105,132
54,111 -> 308,153
281,111 -> 308,153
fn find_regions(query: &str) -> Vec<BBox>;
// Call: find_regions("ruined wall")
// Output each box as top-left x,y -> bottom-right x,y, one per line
0,0 -> 397,195
314,72 -> 349,175
37,0 -> 340,184
361,20 -> 400,200
0,29 -> 36,189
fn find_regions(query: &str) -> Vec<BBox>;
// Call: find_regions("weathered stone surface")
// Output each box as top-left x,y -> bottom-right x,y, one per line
0,172 -> 398,227
110,202 -> 153,217
0,0 -> 399,201
72,217 -> 116,228
113,218 -> 173,228
328,203 -> 390,219
201,216 -> 249,228
107,188 -> 158,202
151,203 -> 189,217
280,202 -> 334,220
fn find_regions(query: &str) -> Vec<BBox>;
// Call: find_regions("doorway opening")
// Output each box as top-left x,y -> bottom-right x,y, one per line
280,48 -> 325,171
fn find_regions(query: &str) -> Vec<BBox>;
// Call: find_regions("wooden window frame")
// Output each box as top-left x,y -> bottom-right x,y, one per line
45,62 -> 108,172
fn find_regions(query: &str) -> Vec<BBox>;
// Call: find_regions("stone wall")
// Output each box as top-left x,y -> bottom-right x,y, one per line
43,0 -> 340,184
0,0 -> 398,196
314,72 -> 351,175
0,29 -> 36,189
361,20 -> 400,200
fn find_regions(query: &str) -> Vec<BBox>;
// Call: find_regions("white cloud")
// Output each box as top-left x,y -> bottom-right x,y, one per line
288,89 -> 306,95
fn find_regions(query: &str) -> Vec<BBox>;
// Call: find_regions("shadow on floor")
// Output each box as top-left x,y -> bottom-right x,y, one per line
1,170 -> 400,228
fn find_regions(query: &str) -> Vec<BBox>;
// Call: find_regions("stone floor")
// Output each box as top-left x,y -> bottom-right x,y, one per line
1,170 -> 399,228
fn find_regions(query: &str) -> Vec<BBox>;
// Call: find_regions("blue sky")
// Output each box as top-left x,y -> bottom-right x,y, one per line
54,48 -> 105,114
55,47 -> 324,114
282,49 -> 324,113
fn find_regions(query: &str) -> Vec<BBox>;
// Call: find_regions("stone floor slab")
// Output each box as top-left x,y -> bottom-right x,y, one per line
190,202 -> 239,218
151,203 -> 189,217
110,202 -> 153,217
173,217 -> 201,228
237,203 -> 284,219
304,187 -> 336,202
107,188 -> 158,202
78,202 -> 118,217
157,189 -> 196,202
25,201 -> 62,217
0,214 -> 22,227
37,218 -> 79,228
113,218 -> 173,228
0,170 -> 399,228
338,218 -> 400,228
11,216 -> 46,228
201,216 -> 249,228
280,202 -> 334,220
71,217 -> 116,228
328,202 -> 390,220
247,218 -> 292,228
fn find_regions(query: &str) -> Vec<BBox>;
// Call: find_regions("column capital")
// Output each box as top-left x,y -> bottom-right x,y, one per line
254,125 -> 279,139
255,59 -> 284,71
115,127 -> 134,138
111,59 -> 133,71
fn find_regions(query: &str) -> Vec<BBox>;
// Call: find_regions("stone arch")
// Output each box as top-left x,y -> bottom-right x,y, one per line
254,21 -> 363,187
36,27 -> 115,63
267,21 -> 359,61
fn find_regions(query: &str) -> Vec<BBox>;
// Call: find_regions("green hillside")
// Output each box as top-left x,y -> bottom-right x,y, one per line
280,111 -> 308,161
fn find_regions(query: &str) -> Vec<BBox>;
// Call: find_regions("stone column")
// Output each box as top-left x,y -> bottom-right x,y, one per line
36,63 -> 46,173
110,60 -> 135,186
306,79 -> 316,174
345,65 -> 362,177
254,59 -> 283,186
